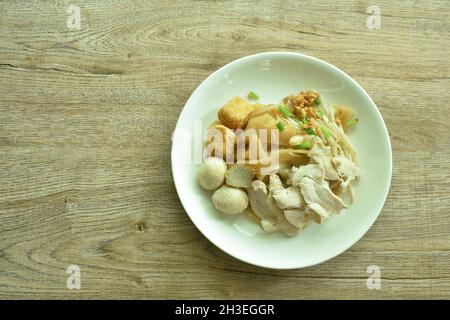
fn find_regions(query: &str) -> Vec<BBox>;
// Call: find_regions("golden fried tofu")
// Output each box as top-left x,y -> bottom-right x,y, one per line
218,96 -> 254,129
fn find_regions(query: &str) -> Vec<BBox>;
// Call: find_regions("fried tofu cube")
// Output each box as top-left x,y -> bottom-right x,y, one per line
218,96 -> 254,129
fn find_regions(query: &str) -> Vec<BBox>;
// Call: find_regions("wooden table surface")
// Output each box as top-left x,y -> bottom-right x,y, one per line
1,0 -> 449,300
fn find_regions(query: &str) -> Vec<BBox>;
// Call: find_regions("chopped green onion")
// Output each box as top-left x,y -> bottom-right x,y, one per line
294,141 -> 312,150
304,127 -> 315,135
248,91 -> 259,100
276,121 -> 285,132
278,104 -> 293,117
346,118 -> 359,128
314,98 -> 321,105
315,109 -> 324,117
300,117 -> 308,124
321,124 -> 331,140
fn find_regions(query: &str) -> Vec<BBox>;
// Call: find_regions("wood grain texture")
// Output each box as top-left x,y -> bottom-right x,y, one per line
0,0 -> 449,299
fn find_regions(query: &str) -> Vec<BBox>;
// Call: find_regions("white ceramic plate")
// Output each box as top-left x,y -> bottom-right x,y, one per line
171,52 -> 392,269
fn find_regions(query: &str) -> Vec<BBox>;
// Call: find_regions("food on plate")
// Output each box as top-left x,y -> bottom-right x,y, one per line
247,180 -> 297,236
218,96 -> 255,129
225,164 -> 255,188
197,90 -> 360,236
212,185 -> 249,214
247,91 -> 260,100
197,157 -> 227,190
